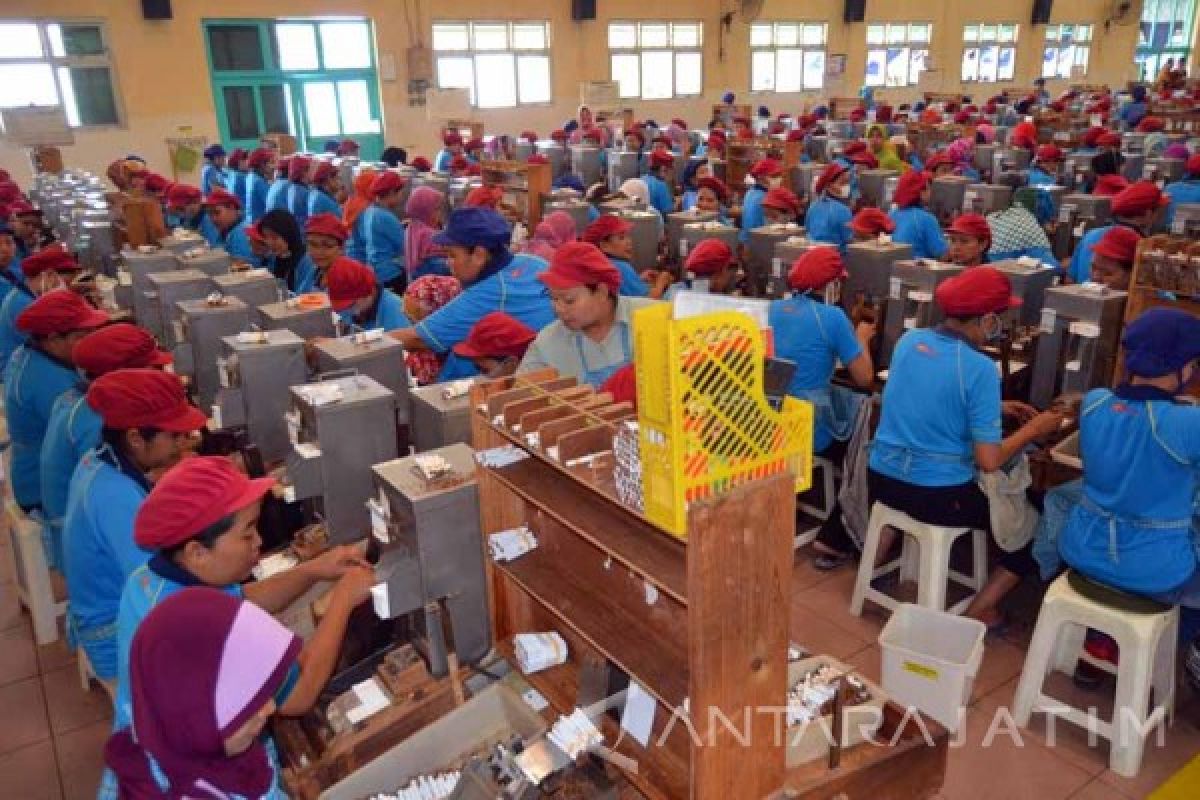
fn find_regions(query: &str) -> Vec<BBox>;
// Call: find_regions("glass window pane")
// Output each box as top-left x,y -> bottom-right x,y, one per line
209,25 -> 265,71
998,46 -> 1016,80
1043,46 -> 1058,78
337,80 -> 379,133
259,85 -> 290,134
67,66 -> 117,126
999,24 -> 1016,43
223,86 -> 260,139
0,63 -> 57,107
803,50 -> 825,90
641,50 -> 673,98
1076,48 -> 1089,73
980,25 -> 997,42
964,25 -> 979,42
609,23 -> 636,48
867,25 -> 886,45
962,47 -> 979,82
320,22 -> 371,69
750,24 -> 772,47
751,50 -> 775,91
61,25 -> 105,56
887,24 -> 906,44
803,25 -> 825,45
303,82 -> 340,137
55,67 -> 79,126
776,49 -> 803,93
476,53 -> 516,108
0,23 -> 43,58
48,25 -> 66,58
611,53 -> 639,98
641,24 -> 669,48
866,49 -> 886,87
910,49 -> 928,85
979,45 -> 999,81
672,23 -> 700,47
432,23 -> 469,51
277,24 -> 319,71
512,24 -> 547,50
517,55 -> 550,103
675,51 -> 701,95
885,47 -> 910,87
776,24 -> 799,46
910,24 -> 931,43
473,24 -> 508,51
1045,27 -> 1060,42
436,55 -> 474,98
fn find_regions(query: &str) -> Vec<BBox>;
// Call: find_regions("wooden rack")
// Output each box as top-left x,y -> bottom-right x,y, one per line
444,119 -> 485,141
471,370 -> 948,800
829,97 -> 866,120
479,160 -> 552,228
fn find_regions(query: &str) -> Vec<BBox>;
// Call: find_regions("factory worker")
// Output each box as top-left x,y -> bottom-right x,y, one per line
140,174 -> 170,208
200,144 -> 228,195
327,257 -> 411,332
258,211 -> 317,294
464,185 -> 504,210
762,187 -> 801,226
203,189 -> 260,266
643,149 -> 676,217
1165,153 -> 1200,228
6,290 -> 109,513
805,163 -> 854,254
63,369 -> 206,683
1027,145 -> 1064,187
0,221 -> 22,306
41,324 -> 171,571
243,148 -> 274,223
10,202 -> 51,259
849,207 -> 896,241
264,157 -> 292,213
1069,181 -> 1168,284
362,171 -> 408,291
519,241 -> 653,387
307,161 -> 342,219
403,276 -> 462,384
387,207 -> 554,355
670,238 -> 741,297
403,187 -> 451,280
464,137 -> 485,165
623,128 -> 648,173
1074,127 -> 1107,156
893,134 -> 922,172
889,171 -> 948,260
302,213 -> 348,292
0,246 -> 83,375
225,149 -> 249,208
338,138 -> 360,158
987,205 -> 1060,267
867,124 -> 908,173
741,158 -> 785,243
434,131 -> 464,173
1119,86 -> 1149,130
165,184 -> 215,242
679,160 -> 710,210
580,216 -> 657,298
923,152 -> 956,179
342,168 -> 377,262
450,312 -> 537,379
106,458 -> 374,798
1092,173 -> 1130,198
104,589 -> 301,798
694,177 -> 732,224
869,269 -> 1064,627
945,213 -> 991,267
1087,226 -> 1141,291
523,211 -> 578,264
286,156 -> 313,228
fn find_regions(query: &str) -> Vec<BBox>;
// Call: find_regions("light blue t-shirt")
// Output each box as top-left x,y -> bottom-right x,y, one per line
338,288 -> 411,333
739,186 -> 766,243
869,328 -> 1001,487
363,205 -> 406,284
805,197 -> 854,255
889,206 -> 948,261
1068,224 -> 1112,284
200,163 -> 227,195
1164,178 -> 1200,228
288,183 -> 311,228
5,345 -> 81,509
40,388 -> 102,527
219,220 -> 261,266
0,286 -> 33,375
1026,167 -> 1057,187
643,174 -> 674,216
608,256 -> 650,297
308,189 -> 341,219
265,178 -> 290,212
245,173 -> 270,223
289,253 -> 319,295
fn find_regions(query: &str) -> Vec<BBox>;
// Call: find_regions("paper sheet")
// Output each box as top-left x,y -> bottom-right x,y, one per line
620,680 -> 656,748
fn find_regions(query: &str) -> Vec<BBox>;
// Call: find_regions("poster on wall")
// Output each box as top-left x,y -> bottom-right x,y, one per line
0,107 -> 74,147
826,54 -> 847,78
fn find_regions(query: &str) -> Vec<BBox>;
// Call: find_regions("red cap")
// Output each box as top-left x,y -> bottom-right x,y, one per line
411,156 -> 432,172
246,223 -> 265,246
16,289 -> 109,336
1035,144 -> 1064,162
849,207 -> 896,237
649,150 -> 674,169
550,129 -> 568,142
1098,132 -> 1122,148
20,244 -> 80,278
706,132 -> 726,151
8,200 -> 39,217
787,247 -> 845,291
786,129 -> 805,142
946,213 -> 992,246
623,129 -> 645,146
311,162 -> 336,184
287,156 -> 312,182
1187,154 -> 1200,176
166,184 -> 202,209
893,170 -> 928,207
538,241 -> 620,294
1082,127 -> 1107,148
520,130 -> 538,143
708,128 -> 727,142
935,267 -> 1021,317
671,117 -> 688,129
685,239 -> 733,276
1111,181 -> 1169,217
337,139 -> 360,156
762,187 -> 800,217
814,162 -> 848,195
652,135 -> 672,147
275,157 -> 292,174
450,155 -> 470,171
599,363 -> 637,410
465,138 -> 484,151
850,108 -> 867,122
1137,116 -> 1165,133
326,257 -> 377,311
924,152 -> 952,173
370,171 -> 405,198
305,213 -> 348,243
88,368 -> 207,433
1093,174 -> 1130,197
73,323 -> 172,376
750,158 -> 784,179
876,105 -> 893,123
953,110 -> 972,125
142,173 -> 169,194
134,456 -> 275,550
696,176 -> 729,205
466,164 -> 482,177
465,185 -> 504,208
443,131 -> 463,147
452,312 -> 537,360
581,215 -> 632,244
247,148 -> 273,168
526,154 -> 549,165
203,188 -> 241,210
1090,226 -> 1141,265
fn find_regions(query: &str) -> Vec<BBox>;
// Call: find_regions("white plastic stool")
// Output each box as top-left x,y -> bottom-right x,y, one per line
4,500 -> 66,645
1012,572 -> 1177,778
77,646 -> 116,706
795,456 -> 837,549
849,502 -> 988,617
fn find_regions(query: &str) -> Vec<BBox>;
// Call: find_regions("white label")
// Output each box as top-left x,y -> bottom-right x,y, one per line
210,404 -> 222,429
236,330 -> 268,344
172,320 -> 185,343
117,269 -> 132,287
368,498 -> 389,542
216,359 -> 230,389
772,257 -> 783,278
286,411 -> 300,445
294,442 -> 321,459
345,679 -> 391,724
1039,307 -> 1057,335
282,485 -> 296,503
620,681 -> 656,748
1172,218 -> 1186,234
370,583 -> 391,619
889,277 -> 903,300
521,687 -> 549,712
1069,321 -> 1100,339
1073,222 -> 1087,238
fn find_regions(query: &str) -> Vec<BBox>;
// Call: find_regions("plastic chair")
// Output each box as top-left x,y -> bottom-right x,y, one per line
1012,571 -> 1177,778
795,455 -> 837,549
4,500 -> 66,645
849,501 -> 988,617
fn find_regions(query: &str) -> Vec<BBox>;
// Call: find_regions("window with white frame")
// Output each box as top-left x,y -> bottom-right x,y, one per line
962,23 -> 1019,83
609,21 -> 703,100
750,23 -> 827,92
432,21 -> 551,109
1042,24 -> 1093,79
0,20 -> 119,127
864,23 -> 931,87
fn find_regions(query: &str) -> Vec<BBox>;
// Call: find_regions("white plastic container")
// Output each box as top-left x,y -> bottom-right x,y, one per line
878,603 -> 985,732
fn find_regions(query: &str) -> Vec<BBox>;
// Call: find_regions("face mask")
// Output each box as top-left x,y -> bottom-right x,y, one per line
831,184 -> 851,199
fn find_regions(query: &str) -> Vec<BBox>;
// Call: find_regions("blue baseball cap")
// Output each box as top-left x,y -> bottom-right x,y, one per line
1122,308 -> 1200,378
553,174 -> 585,193
433,207 -> 512,250
203,144 -> 227,159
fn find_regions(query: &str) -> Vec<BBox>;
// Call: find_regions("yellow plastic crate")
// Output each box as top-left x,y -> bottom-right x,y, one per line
632,302 -> 814,538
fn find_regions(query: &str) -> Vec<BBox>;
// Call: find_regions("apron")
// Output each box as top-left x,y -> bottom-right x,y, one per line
574,323 -> 631,388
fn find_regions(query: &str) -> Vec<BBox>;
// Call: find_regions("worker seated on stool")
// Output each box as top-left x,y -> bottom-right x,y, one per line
519,242 -> 653,387
203,189 -> 260,266
327,257 -> 411,333
667,239 -> 741,298
866,268 -> 1063,627
443,311 -> 537,381
945,213 -> 991,267
1088,227 -> 1142,291
303,213 -> 349,293
889,171 -> 948,261
1069,181 -> 1167,284
762,187 -> 801,226
770,248 -> 877,570
849,207 -> 895,242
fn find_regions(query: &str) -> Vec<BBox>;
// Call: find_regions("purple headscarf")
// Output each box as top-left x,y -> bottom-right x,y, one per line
523,211 -> 578,262
405,186 -> 445,275
975,123 -> 996,145
1164,143 -> 1191,161
946,137 -> 975,170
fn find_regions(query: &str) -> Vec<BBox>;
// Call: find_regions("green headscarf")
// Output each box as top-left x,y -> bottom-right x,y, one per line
867,124 -> 908,173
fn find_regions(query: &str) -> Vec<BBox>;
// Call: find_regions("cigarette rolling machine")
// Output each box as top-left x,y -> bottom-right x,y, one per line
844,238 -> 913,311
791,161 -> 823,201
881,259 -> 964,367
771,236 -> 834,298
569,145 -> 604,188
368,444 -> 490,676
666,208 -> 717,263
858,169 -> 899,209
1030,285 -> 1128,408
616,208 -> 661,271
748,223 -> 805,295
410,379 -> 476,453
116,247 -> 180,317
989,258 -> 1059,328
962,183 -> 1013,215
533,141 -> 567,177
313,333 -> 414,428
177,247 -> 234,278
283,374 -> 398,544
606,149 -> 641,190
930,175 -> 971,223
212,330 -> 309,464
256,296 -> 338,340
1121,152 -> 1146,183
146,269 -> 216,346
212,268 -> 282,310
175,296 -> 251,408
1052,193 -> 1112,261
1143,157 -> 1185,185
680,220 -> 739,266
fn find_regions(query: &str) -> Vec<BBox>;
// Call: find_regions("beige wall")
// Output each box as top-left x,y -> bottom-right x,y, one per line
0,0 -> 1149,182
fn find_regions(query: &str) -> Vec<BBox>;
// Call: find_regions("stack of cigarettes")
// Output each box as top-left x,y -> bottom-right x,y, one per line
548,709 -> 604,759
488,526 -> 538,563
613,421 -> 643,513
786,665 -> 868,727
369,771 -> 461,800
513,632 -> 568,674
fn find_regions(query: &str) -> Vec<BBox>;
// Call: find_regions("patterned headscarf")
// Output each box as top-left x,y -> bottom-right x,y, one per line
946,138 -> 975,171
523,211 -> 578,263
404,186 -> 445,275
987,205 -> 1052,258
404,276 -> 463,384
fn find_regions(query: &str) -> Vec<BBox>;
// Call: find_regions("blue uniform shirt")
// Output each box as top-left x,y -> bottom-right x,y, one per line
768,294 -> 863,453
5,345 -> 82,509
416,254 -> 555,353
363,205 -> 406,284
889,206 -> 948,260
608,256 -> 650,297
338,288 -> 411,333
219,220 -> 261,266
245,173 -> 270,223
308,189 -> 341,219
0,287 -> 34,376
288,183 -> 311,227
869,328 -> 1001,487
40,388 -> 102,553
434,149 -> 455,172
345,213 -> 368,262
1068,224 -> 1113,284
740,186 -> 767,243
0,258 -> 25,308
1164,178 -> 1200,228
200,163 -> 227,195
805,197 -> 854,254
192,212 -> 221,248
229,171 -> 248,207
1026,167 -> 1057,187
265,178 -> 291,212
289,253 -> 320,295
435,352 -> 481,382
681,189 -> 699,211
643,174 -> 674,216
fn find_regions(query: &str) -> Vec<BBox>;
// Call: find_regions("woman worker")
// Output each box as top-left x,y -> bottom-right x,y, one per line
1069,181 -> 1168,283
286,156 -> 313,228
1087,227 -> 1141,291
361,171 -> 408,291
693,177 -> 732,223
200,144 -> 228,195
265,157 -> 292,213
342,168 -> 377,263
805,163 -> 854,254
889,171 -> 948,260
258,210 -> 317,294
867,268 -> 1064,627
581,215 -> 669,298
849,207 -> 895,241
203,189 -> 260,266
1027,145 -> 1065,187
405,186 -> 451,279
244,148 -> 275,223
307,161 -> 343,219
449,312 -> 538,380
762,187 -> 801,226
642,150 -> 676,217
740,158 -> 785,243
945,213 -> 991,267
519,242 -> 653,387
866,124 -> 909,173
302,213 -> 348,292
326,257 -> 411,332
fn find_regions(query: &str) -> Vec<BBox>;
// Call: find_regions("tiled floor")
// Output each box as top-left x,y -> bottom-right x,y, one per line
2,534 -> 1197,799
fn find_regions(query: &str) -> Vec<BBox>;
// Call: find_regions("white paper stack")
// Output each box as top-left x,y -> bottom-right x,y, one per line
488,526 -> 538,563
613,421 -> 643,513
513,631 -> 568,674
369,770 -> 461,800
548,708 -> 604,759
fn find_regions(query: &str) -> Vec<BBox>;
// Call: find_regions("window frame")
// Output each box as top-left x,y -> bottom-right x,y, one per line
749,21 -> 828,93
608,20 -> 704,100
1135,0 -> 1196,81
961,22 -> 1020,84
0,17 -> 124,128
863,22 -> 933,88
431,20 -> 552,109
1041,23 -> 1094,80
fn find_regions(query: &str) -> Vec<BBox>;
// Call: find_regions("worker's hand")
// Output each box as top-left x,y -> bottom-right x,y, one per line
307,544 -> 372,579
855,320 -> 877,345
1001,401 -> 1039,423
330,566 -> 376,609
1025,409 -> 1067,439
